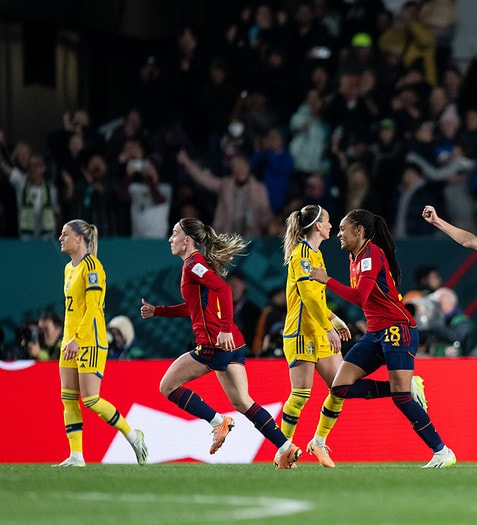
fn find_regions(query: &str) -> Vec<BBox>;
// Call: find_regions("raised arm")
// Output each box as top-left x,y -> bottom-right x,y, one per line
422,205 -> 477,250
177,149 -> 221,193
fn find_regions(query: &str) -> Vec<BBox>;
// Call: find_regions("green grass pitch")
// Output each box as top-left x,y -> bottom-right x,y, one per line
1,463 -> 476,525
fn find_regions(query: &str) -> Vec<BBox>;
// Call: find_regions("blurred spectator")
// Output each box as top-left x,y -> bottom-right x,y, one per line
220,117 -> 251,170
390,66 -> 430,139
123,158 -> 172,239
410,107 -> 477,232
252,286 -> 287,357
0,137 -> 32,237
227,270 -> 262,354
168,26 -> 210,145
358,68 -> 383,119
441,64 -> 463,108
131,54 -> 172,134
402,264 -> 444,324
418,0 -> 458,81
177,150 -> 272,237
342,161 -> 379,216
287,0 -> 338,85
255,46 -> 298,131
324,71 -> 374,184
103,109 -> 146,163
370,117 -> 404,224
413,265 -> 443,296
8,154 -> 60,240
393,161 -> 439,238
47,109 -> 103,170
338,32 -> 379,77
379,1 -> 437,87
56,133 -> 88,221
58,132 -> 88,184
289,88 -> 330,196
149,121 -> 195,188
231,90 -> 280,147
199,57 -> 240,175
308,64 -> 332,98
112,137 -> 149,235
69,154 -> 120,237
107,315 -> 144,359
300,173 -> 336,215
249,128 -> 294,214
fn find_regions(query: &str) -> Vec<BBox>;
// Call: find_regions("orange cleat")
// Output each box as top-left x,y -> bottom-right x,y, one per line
210,416 -> 235,454
274,443 -> 302,469
306,440 -> 335,468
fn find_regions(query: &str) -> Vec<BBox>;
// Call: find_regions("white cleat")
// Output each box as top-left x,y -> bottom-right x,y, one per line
52,456 -> 86,467
131,429 -> 148,466
422,446 -> 456,468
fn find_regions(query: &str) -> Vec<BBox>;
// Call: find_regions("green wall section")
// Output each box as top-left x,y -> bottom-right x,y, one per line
1,237 -> 476,357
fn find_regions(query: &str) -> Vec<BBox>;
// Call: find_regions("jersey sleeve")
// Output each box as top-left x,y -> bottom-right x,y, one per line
326,274 -> 375,307
154,304 -> 189,317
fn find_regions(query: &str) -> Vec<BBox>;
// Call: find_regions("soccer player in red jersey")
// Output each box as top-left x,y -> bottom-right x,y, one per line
141,218 -> 301,468
310,209 -> 456,468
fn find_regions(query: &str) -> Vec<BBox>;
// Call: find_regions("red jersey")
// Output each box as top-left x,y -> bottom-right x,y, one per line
154,251 -> 245,348
326,240 -> 416,332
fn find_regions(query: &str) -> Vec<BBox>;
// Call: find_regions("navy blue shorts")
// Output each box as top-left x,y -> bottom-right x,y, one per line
189,345 -> 246,371
344,324 -> 418,373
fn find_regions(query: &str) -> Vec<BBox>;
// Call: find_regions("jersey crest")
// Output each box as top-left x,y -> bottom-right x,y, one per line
88,272 -> 98,285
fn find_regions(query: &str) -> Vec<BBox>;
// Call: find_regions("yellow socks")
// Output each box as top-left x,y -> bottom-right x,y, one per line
82,394 -> 131,436
61,388 -> 83,454
316,393 -> 344,439
281,388 -> 311,439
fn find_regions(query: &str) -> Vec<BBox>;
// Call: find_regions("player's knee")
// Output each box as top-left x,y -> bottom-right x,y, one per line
159,378 -> 173,398
331,385 -> 350,398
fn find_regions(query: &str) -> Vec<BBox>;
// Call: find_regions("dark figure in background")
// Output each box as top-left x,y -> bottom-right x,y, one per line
252,287 -> 287,357
227,270 -> 262,354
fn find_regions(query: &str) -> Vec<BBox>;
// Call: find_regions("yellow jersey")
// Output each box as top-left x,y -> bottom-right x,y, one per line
62,253 -> 108,350
283,240 -> 333,338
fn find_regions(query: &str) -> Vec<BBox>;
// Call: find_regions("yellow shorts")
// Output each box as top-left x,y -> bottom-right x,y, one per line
59,345 -> 108,377
283,333 -> 337,367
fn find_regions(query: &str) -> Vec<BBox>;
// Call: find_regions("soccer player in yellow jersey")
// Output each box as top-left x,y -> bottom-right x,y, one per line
54,219 -> 148,467
281,205 -> 351,467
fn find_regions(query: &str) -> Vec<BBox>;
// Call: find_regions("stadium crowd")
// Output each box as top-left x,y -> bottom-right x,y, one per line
1,0 -> 477,360
0,0 -> 476,241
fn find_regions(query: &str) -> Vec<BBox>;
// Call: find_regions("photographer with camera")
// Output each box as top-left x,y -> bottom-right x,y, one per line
407,287 -> 474,357
15,311 -> 63,361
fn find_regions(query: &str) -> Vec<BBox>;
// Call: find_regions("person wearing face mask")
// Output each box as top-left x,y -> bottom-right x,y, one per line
177,149 -> 272,237
220,119 -> 251,171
